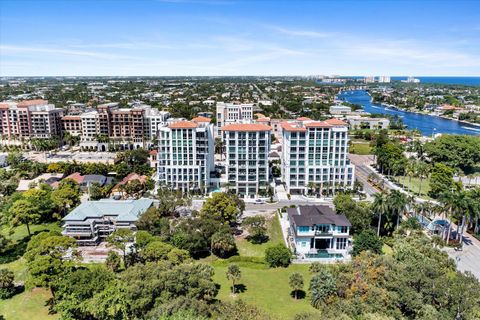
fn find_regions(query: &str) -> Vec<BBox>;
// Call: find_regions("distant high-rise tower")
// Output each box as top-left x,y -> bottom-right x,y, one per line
378,76 -> 391,83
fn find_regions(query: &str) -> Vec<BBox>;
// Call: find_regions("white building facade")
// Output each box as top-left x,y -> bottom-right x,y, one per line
281,118 -> 355,195
216,102 -> 253,135
222,123 -> 271,198
157,117 -> 215,193
286,205 -> 352,261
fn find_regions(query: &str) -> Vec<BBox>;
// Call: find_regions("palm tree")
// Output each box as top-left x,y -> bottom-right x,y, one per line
372,192 -> 389,236
416,161 -> 430,196
439,191 -> 468,245
226,263 -> 241,296
388,190 -> 408,229
406,160 -> 416,185
307,182 -> 316,196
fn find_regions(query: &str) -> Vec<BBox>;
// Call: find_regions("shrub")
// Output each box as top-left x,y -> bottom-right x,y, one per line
105,251 -> 121,272
265,244 -> 291,268
211,230 -> 237,258
352,229 -> 383,257
0,269 -> 15,299
309,269 -> 336,308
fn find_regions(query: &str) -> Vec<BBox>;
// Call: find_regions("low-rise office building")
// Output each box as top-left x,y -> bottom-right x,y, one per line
286,205 -> 352,261
346,116 -> 390,130
329,105 -> 352,115
222,123 -> 271,198
62,198 -> 153,245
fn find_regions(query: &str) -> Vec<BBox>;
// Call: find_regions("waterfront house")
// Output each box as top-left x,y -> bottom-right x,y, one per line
286,205 -> 352,261
62,198 -> 153,245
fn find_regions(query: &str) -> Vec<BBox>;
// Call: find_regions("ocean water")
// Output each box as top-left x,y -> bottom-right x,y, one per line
343,76 -> 480,86
390,76 -> 480,86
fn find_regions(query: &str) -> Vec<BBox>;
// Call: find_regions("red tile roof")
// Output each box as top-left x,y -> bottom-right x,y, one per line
281,122 -> 307,132
305,121 -> 333,128
296,117 -> 312,121
113,173 -> 148,192
17,99 -> 48,107
192,116 -> 211,123
257,117 -> 271,122
168,121 -> 198,129
149,149 -> 158,155
325,118 -> 347,126
64,172 -> 84,184
221,123 -> 272,132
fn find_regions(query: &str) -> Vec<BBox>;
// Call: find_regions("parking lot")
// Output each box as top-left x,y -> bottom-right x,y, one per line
26,151 -> 117,164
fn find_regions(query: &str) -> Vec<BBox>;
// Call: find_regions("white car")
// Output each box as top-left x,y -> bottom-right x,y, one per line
254,199 -> 266,204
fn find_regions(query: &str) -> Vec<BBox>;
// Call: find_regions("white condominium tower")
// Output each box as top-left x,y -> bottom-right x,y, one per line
281,118 -> 355,195
216,102 -> 253,135
157,116 -> 214,193
222,123 -> 271,198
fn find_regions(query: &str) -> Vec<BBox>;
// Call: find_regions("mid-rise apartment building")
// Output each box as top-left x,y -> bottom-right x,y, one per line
157,116 -> 215,193
222,123 -> 271,198
78,103 -> 170,151
62,115 -> 82,136
216,102 -> 253,135
0,99 -> 64,140
281,118 -> 355,195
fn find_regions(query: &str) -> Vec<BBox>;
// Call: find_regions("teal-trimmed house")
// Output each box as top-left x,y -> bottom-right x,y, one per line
286,205 -> 352,261
62,198 -> 153,245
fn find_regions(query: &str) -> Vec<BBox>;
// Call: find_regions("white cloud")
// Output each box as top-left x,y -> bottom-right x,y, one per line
271,26 -> 335,38
0,45 -> 134,60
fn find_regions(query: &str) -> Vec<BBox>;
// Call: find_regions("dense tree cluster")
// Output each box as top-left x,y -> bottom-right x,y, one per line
425,135 -> 480,173
308,235 -> 480,319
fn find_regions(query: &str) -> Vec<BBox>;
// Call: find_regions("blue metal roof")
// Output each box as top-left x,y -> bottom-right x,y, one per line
63,198 -> 153,222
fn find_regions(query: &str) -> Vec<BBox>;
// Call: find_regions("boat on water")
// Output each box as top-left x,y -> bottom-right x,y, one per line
462,126 -> 480,132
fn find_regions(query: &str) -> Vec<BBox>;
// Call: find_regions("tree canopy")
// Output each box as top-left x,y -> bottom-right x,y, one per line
425,135 -> 480,173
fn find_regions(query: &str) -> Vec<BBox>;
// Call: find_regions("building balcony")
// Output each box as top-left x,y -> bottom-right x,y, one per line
315,230 -> 333,236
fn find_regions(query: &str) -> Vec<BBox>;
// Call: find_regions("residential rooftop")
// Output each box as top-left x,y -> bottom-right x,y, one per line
287,205 -> 351,227
63,198 -> 153,222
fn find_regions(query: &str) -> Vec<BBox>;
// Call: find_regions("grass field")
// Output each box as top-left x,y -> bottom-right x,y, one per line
0,223 -> 61,320
349,140 -> 373,155
235,213 -> 284,257
211,213 -> 321,319
396,176 -> 431,197
0,288 -> 58,320
212,262 -> 319,319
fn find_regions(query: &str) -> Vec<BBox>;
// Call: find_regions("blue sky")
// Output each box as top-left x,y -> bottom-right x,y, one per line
1,0 -> 479,76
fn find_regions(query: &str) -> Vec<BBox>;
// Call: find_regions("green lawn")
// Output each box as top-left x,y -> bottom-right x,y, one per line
211,213 -> 321,319
0,223 -> 62,320
212,263 -> 319,319
350,140 -> 373,155
0,288 -> 58,320
235,213 -> 283,257
1,222 -> 62,242
396,176 -> 431,197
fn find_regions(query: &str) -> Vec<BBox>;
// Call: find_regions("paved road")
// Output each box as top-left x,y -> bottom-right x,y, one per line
348,154 -> 382,197
444,232 -> 480,279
